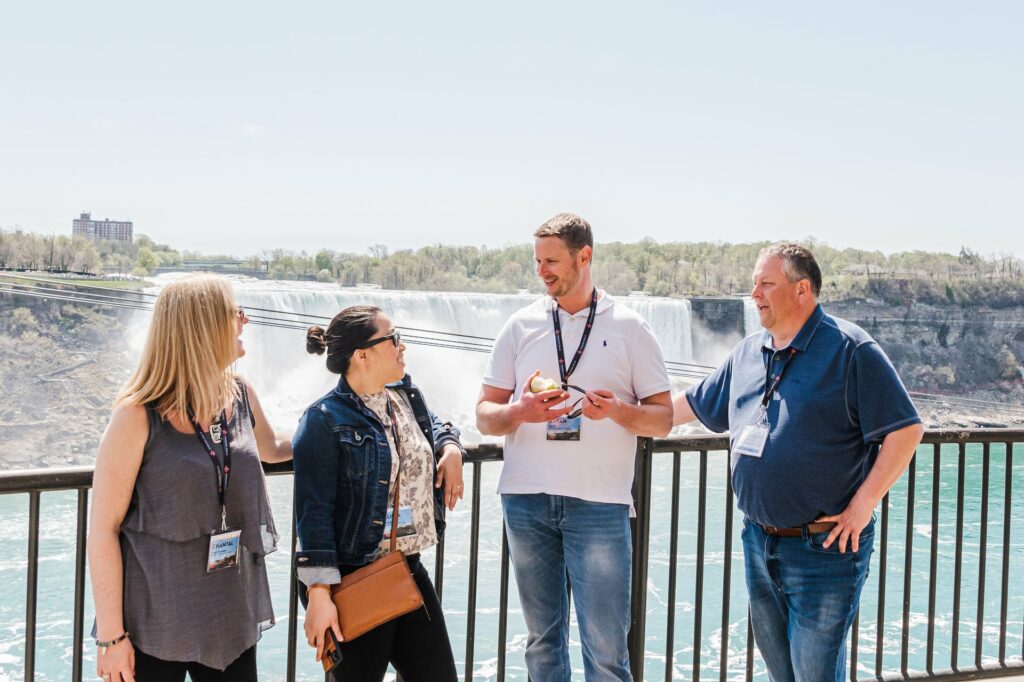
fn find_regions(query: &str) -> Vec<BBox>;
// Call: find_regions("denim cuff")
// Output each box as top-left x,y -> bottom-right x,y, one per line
435,434 -> 465,462
297,566 -> 341,586
295,549 -> 337,568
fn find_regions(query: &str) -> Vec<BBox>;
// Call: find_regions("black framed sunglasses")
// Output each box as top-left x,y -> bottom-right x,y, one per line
562,383 -> 589,419
357,330 -> 402,350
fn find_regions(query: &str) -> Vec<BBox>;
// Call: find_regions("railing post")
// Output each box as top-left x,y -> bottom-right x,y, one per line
25,490 -> 40,682
628,437 -> 653,682
72,488 -> 89,682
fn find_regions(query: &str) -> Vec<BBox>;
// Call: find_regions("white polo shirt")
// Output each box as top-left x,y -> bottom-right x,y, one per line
483,291 -> 671,506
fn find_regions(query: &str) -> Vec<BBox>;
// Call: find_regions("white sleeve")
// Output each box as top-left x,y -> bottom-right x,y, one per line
482,317 -> 518,391
631,318 -> 672,400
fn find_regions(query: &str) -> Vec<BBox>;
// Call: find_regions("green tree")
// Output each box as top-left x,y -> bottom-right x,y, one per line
136,247 -> 159,274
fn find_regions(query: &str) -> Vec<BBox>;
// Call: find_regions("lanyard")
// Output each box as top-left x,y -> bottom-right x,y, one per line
552,288 -> 598,385
761,347 -> 798,409
188,408 -> 232,530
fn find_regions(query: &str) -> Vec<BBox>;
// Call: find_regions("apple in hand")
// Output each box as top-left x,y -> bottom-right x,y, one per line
529,375 -> 560,393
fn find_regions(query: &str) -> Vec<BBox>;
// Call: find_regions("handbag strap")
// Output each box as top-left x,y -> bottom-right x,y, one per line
384,394 -> 402,554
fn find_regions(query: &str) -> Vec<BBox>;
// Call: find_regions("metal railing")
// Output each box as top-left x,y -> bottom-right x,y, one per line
1,430 -> 1023,681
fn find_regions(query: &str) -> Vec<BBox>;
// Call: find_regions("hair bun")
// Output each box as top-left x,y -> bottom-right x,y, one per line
306,326 -> 328,355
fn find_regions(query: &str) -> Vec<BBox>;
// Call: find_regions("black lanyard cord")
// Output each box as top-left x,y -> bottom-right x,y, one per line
188,409 -> 232,520
761,348 -> 798,409
552,289 -> 599,385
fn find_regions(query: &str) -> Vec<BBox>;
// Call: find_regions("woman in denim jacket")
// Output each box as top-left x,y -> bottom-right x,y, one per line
292,304 -> 465,682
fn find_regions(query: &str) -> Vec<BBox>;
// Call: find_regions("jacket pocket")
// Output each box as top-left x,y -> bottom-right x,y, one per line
337,428 -> 373,478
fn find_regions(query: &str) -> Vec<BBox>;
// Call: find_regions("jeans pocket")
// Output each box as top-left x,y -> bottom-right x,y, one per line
806,524 -> 874,555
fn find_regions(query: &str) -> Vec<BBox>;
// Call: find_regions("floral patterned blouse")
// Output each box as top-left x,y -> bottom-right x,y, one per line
361,389 -> 438,556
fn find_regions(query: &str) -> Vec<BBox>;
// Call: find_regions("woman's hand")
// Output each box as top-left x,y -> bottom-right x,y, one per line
304,586 -> 342,663
435,443 -> 464,510
96,638 -> 135,682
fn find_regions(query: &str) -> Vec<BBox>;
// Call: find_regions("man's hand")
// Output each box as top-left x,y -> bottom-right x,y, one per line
435,443 -> 464,510
513,371 -> 571,424
817,423 -> 924,553
815,496 -> 875,553
582,389 -> 623,421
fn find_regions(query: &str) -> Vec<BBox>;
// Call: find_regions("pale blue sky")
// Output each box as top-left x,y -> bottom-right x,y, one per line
2,2 -> 1021,257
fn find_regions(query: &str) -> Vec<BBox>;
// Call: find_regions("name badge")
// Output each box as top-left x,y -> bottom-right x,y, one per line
207,529 -> 241,572
547,414 -> 581,441
733,423 -> 769,459
383,506 -> 417,539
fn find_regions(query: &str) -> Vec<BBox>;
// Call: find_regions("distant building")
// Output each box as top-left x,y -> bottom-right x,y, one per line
71,212 -> 133,243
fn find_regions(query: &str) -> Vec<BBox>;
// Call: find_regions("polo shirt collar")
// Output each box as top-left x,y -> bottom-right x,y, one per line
760,304 -> 825,353
549,288 -> 614,316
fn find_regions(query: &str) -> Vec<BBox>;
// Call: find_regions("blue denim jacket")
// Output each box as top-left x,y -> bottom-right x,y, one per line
292,374 -> 464,569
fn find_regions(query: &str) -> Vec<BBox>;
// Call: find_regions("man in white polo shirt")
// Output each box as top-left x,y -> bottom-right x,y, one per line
476,213 -> 672,681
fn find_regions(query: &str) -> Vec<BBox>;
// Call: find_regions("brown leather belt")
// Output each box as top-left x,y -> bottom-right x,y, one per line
760,521 -> 837,537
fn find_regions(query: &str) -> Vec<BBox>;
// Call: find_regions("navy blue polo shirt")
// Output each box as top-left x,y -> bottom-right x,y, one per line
685,305 -> 921,529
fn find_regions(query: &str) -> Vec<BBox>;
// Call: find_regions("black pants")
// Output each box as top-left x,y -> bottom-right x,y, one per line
330,555 -> 457,682
133,645 -> 257,682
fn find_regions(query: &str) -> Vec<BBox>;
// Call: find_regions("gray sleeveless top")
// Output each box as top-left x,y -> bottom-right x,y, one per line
116,387 -> 278,670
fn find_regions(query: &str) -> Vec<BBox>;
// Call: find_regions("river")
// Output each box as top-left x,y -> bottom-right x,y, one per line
0,278 -> 1021,680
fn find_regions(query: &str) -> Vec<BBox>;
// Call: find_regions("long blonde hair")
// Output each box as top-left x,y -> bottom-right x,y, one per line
117,274 -> 240,422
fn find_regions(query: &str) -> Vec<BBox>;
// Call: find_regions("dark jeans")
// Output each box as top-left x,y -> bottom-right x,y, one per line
742,519 -> 874,682
134,645 -> 256,682
330,554 -> 457,682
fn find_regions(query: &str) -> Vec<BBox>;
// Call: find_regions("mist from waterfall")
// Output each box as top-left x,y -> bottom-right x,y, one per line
743,297 -> 762,338
145,278 -> 704,443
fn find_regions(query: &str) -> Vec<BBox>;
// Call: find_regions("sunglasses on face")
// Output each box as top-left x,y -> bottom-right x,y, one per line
358,330 -> 402,350
235,305 -> 246,320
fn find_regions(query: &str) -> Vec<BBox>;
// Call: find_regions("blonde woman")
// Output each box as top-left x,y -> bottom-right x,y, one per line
89,274 -> 291,682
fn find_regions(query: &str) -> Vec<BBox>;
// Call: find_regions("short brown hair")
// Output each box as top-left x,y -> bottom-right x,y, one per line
758,242 -> 822,296
533,213 -> 593,253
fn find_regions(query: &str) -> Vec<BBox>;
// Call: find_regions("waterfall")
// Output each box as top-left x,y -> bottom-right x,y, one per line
743,297 -> 762,338
143,277 -> 726,442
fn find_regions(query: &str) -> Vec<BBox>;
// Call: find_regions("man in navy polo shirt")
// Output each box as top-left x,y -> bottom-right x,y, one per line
672,243 -> 924,681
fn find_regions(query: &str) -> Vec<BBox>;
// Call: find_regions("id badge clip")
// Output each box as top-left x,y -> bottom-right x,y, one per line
733,408 -> 769,459
207,505 -> 241,572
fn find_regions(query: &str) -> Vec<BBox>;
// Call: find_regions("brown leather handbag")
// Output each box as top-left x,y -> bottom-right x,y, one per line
328,397 -> 424,644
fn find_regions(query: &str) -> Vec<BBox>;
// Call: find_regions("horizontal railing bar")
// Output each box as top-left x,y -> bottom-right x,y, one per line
5,429 -> 1023,494
873,661 -> 1024,680
0,466 -> 95,493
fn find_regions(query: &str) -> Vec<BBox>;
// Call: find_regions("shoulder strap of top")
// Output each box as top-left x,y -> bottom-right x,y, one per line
142,404 -> 159,453
236,378 -> 256,428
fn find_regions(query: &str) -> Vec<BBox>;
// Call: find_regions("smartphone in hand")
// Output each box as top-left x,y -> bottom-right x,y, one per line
322,628 -> 343,673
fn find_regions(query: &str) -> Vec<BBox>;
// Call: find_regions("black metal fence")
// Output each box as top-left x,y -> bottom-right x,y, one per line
1,430 -> 1022,681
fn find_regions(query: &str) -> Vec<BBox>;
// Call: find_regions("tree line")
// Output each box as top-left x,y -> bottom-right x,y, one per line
0,230 -> 179,277
3,228 -> 1024,303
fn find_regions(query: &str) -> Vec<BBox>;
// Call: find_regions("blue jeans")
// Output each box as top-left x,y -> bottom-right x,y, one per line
741,518 -> 874,682
502,494 -> 633,682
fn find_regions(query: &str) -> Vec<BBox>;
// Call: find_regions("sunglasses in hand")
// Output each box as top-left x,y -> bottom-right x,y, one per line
561,383 -> 591,419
